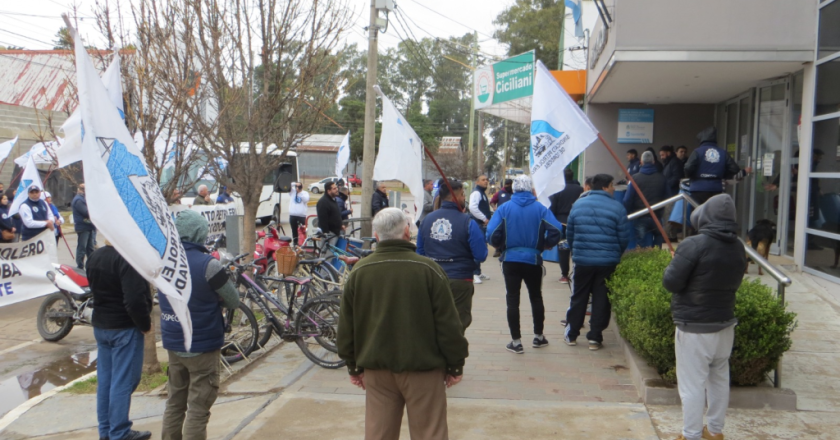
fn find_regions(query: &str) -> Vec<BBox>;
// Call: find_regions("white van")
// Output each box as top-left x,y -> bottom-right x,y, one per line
177,147 -> 300,225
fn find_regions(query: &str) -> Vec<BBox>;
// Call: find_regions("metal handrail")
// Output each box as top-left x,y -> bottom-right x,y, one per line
626,191 -> 793,388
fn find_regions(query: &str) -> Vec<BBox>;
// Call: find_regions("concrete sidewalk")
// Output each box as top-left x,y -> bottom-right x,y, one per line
2,252 -> 840,439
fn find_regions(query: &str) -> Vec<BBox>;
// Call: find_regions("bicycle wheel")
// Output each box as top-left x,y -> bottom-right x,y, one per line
242,289 -> 276,349
222,303 -> 259,364
297,262 -> 341,296
295,295 -> 345,369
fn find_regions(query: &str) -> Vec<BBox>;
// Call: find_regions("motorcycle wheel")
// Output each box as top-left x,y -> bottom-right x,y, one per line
37,292 -> 75,342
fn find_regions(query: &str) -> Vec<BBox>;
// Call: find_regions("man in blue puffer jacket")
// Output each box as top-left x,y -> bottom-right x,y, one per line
487,175 -> 563,354
565,174 -> 630,350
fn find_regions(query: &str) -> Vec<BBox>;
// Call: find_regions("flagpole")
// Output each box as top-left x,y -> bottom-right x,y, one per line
596,133 -> 674,253
423,146 -> 464,213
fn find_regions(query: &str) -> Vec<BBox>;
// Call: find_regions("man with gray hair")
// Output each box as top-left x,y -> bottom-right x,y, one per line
338,207 -> 468,439
193,184 -> 215,206
487,175 -> 563,354
624,150 -> 667,247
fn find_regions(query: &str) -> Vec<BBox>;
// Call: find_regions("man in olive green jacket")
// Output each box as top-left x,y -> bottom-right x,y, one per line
338,208 -> 468,440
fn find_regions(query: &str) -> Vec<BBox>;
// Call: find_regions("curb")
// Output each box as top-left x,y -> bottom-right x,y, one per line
610,318 -> 798,410
0,370 -> 97,434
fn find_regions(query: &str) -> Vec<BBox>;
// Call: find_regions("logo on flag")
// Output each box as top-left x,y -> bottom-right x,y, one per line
529,120 -> 570,173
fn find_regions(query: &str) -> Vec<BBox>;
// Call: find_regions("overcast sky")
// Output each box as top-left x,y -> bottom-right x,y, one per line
0,0 -> 593,68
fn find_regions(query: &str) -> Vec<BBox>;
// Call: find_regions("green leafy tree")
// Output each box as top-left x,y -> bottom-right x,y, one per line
53,27 -> 73,50
493,0 -> 565,70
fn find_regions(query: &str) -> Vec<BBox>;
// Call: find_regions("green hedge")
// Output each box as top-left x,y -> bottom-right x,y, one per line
607,248 -> 797,385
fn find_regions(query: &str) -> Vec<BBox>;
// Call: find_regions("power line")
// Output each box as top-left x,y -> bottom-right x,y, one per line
401,0 -> 496,41
0,10 -> 94,19
0,28 -> 53,47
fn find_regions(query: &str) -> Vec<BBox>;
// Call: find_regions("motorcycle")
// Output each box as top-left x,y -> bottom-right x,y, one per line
37,264 -> 93,342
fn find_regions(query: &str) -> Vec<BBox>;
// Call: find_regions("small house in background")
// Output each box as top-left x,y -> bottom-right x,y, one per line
438,136 -> 462,154
296,134 -> 362,180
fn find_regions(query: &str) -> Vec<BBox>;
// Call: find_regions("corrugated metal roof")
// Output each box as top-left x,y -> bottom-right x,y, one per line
295,134 -> 346,152
0,50 -> 123,112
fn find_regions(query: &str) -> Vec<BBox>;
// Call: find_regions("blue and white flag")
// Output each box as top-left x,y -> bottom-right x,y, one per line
14,139 -> 60,167
58,50 -> 124,168
565,0 -> 584,38
373,87 -> 424,221
9,154 -> 45,216
334,131 -> 350,178
71,28 -> 194,350
0,136 -> 17,163
530,60 -> 598,206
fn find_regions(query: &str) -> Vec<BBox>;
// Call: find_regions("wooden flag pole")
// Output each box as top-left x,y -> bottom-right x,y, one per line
423,146 -> 464,213
597,133 -> 674,254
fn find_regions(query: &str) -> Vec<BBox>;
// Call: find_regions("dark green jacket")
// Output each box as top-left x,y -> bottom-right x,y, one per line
337,240 -> 468,376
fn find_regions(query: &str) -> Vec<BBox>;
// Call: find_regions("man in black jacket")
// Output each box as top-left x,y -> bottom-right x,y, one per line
87,244 -> 153,440
371,182 -> 390,217
662,194 -> 746,440
548,168 -> 583,283
316,181 -> 343,238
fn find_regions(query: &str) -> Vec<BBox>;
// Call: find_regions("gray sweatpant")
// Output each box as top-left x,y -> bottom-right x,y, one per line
675,325 -> 735,440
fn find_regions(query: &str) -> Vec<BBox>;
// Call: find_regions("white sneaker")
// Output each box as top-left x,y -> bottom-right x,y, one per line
479,273 -> 490,281
473,275 -> 483,284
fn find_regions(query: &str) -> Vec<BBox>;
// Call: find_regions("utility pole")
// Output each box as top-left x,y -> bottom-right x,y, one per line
558,3 -> 567,70
361,0 -> 380,237
466,30 -> 478,176
502,119 -> 508,179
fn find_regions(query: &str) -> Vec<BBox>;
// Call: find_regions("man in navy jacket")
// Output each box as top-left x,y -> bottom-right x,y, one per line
417,179 -> 488,330
487,175 -> 562,354
565,174 -> 630,350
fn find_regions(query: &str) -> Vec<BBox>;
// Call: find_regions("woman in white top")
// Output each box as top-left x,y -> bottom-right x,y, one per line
288,182 -> 310,245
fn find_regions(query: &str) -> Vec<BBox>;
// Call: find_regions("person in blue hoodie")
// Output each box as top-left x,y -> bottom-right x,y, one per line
487,175 -> 563,354
565,174 -> 630,351
625,149 -> 641,179
417,179 -> 488,330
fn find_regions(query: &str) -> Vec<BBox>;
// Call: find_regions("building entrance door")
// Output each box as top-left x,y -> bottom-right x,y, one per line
751,81 -> 790,255
722,92 -> 753,238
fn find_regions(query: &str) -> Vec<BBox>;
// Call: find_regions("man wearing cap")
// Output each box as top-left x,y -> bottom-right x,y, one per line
19,185 -> 55,241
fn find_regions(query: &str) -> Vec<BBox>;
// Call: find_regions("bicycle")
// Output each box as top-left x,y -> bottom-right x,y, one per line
224,253 -> 345,369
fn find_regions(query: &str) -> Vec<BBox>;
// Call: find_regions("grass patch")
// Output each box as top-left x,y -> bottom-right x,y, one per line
63,376 -> 98,394
61,362 -> 169,394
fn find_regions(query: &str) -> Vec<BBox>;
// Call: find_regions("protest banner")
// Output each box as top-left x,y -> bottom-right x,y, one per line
0,231 -> 59,308
170,203 -> 239,243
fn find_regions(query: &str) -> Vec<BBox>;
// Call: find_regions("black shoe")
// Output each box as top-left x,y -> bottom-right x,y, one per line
588,340 -> 603,351
506,341 -> 524,354
532,336 -> 549,348
120,431 -> 152,440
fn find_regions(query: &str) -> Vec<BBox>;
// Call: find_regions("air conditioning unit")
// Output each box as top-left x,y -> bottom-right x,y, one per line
375,0 -> 395,11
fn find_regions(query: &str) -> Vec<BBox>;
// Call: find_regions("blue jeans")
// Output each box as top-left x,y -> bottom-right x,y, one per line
95,327 -> 144,440
76,229 -> 96,269
635,216 -> 663,248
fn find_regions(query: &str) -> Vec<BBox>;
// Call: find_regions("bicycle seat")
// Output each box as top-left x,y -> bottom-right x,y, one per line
280,276 -> 311,286
298,258 -> 326,265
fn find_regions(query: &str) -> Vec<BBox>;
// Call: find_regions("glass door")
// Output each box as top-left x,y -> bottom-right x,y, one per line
722,92 -> 753,238
751,81 -> 789,255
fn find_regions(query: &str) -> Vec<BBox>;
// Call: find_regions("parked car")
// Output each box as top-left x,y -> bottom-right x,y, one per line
309,176 -> 347,194
347,174 -> 362,186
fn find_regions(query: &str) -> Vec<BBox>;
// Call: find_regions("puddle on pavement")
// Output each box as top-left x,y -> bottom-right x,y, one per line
0,351 -> 97,418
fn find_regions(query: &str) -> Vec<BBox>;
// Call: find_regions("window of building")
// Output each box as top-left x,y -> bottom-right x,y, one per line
819,0 -> 840,60
804,233 -> 840,279
815,58 -> 840,116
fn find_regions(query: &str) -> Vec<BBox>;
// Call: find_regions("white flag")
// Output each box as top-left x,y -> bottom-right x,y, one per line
71,29 -> 194,350
530,60 -> 598,206
373,87 -> 424,221
0,136 -> 17,163
9,154 -> 46,216
14,139 -> 60,167
58,50 -> 124,168
334,131 -> 351,178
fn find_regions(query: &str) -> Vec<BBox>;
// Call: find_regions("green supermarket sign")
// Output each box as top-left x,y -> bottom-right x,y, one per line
474,51 -> 535,109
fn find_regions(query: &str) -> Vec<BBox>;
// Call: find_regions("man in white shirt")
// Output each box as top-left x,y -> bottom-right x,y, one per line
19,185 -> 55,241
468,175 -> 491,284
288,182 -> 310,245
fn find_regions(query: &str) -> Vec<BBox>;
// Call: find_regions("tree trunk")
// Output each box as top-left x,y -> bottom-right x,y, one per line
142,285 -> 162,374
241,200 -> 259,260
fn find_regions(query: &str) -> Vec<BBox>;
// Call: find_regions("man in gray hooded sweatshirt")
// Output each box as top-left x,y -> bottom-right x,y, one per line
662,194 -> 746,440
